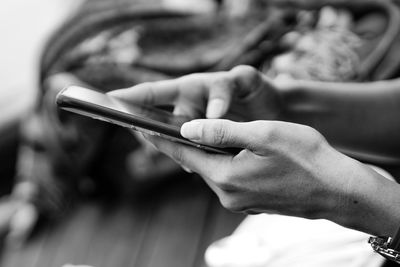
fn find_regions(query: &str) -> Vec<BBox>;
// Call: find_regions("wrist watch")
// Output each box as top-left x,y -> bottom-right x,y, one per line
369,227 -> 400,264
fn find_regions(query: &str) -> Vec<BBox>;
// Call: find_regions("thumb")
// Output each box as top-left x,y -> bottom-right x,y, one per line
181,119 -> 253,149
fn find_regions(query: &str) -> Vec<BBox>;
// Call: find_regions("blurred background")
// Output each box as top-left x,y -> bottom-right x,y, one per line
1,0 -> 400,267
0,0 -> 84,126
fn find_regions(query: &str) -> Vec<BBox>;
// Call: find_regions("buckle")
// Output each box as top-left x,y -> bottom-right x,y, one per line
369,236 -> 400,263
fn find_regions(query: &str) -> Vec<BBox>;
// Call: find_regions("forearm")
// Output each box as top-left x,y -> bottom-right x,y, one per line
278,79 -> 400,163
330,153 -> 400,236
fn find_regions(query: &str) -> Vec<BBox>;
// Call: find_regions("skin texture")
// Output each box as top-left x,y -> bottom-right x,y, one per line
109,65 -> 400,236
277,78 -> 400,164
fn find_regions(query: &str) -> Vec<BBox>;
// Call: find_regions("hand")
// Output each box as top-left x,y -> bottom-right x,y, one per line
0,199 -> 38,249
143,119 -> 400,236
0,183 -> 39,249
144,119 -> 347,216
108,65 -> 282,121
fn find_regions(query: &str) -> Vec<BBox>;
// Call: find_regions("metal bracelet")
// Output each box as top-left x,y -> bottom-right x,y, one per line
369,236 -> 400,263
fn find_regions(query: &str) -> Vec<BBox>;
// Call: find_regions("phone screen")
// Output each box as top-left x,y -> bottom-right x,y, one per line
56,86 -> 239,155
57,86 -> 188,135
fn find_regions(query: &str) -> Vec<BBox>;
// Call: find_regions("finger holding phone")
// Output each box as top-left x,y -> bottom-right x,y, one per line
108,65 -> 283,122
143,118 -> 400,237
107,65 -> 400,239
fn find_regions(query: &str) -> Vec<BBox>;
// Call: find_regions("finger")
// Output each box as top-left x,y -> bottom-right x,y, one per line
181,165 -> 193,173
144,134 -> 231,180
107,79 -> 181,106
206,74 -> 234,119
229,65 -> 264,99
143,135 -> 233,198
173,101 -> 203,119
133,131 -> 160,156
180,119 -> 257,149
6,203 -> 38,249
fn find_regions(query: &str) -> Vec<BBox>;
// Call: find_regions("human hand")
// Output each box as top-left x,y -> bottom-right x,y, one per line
0,199 -> 38,249
0,183 -> 39,249
143,119 -> 363,222
108,65 -> 282,122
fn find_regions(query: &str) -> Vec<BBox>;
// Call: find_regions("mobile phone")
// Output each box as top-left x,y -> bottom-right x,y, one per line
56,86 -> 240,155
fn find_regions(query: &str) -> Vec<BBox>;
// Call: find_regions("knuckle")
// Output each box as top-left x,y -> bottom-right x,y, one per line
209,121 -> 229,146
303,126 -> 326,151
210,73 -> 232,88
231,65 -> 257,76
232,65 -> 260,83
219,195 -> 243,212
230,65 -> 262,97
171,147 -> 185,164
206,74 -> 235,98
211,171 -> 246,213
211,170 -> 237,192
145,135 -> 159,148
178,73 -> 204,85
254,121 -> 279,143
177,74 -> 205,94
141,82 -> 156,105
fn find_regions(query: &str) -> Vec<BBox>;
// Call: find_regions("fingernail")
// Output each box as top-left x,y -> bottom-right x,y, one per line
182,166 -> 193,173
181,121 -> 202,141
206,99 -> 226,119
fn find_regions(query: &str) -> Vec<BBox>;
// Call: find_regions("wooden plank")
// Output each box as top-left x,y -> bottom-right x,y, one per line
135,176 -> 212,267
83,199 -> 153,267
98,205 -> 151,267
47,203 -> 104,267
0,174 -> 242,267
32,214 -> 81,267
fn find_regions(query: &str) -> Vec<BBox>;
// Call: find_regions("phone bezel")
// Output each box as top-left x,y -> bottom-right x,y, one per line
56,86 -> 240,155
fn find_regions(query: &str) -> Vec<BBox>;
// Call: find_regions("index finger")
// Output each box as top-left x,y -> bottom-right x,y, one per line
144,134 -> 232,180
107,79 -> 181,106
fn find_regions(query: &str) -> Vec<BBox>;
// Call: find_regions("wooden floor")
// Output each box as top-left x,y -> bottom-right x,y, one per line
0,175 -> 245,267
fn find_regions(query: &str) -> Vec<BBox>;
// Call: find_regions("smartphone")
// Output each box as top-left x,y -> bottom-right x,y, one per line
56,86 -> 240,155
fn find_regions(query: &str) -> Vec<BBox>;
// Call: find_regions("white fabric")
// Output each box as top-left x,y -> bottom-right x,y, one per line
205,214 -> 384,267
